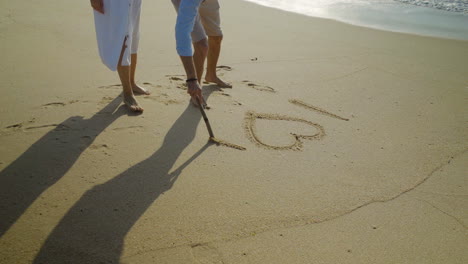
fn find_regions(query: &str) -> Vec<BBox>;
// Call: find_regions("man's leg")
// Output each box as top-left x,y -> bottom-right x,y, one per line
199,0 -> 231,88
130,53 -> 150,95
193,38 -> 209,83
128,0 -> 148,96
205,35 -> 231,88
118,39 -> 143,112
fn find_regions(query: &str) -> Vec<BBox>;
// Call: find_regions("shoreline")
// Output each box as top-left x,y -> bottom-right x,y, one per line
242,0 -> 468,41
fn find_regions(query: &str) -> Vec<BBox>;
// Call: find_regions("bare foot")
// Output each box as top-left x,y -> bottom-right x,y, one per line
123,93 -> 144,112
132,84 -> 150,95
205,75 -> 232,88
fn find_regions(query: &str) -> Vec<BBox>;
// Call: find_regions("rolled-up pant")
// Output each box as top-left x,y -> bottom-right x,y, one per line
171,0 -> 223,43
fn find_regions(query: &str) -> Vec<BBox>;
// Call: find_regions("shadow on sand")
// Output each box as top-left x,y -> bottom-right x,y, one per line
31,87 -> 219,263
0,96 -> 127,237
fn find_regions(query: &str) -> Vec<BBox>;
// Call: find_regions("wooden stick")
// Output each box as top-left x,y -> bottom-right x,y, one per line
196,97 -> 215,138
194,97 -> 247,151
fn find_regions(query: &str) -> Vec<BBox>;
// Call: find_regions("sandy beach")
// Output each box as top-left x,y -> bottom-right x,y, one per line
0,0 -> 467,263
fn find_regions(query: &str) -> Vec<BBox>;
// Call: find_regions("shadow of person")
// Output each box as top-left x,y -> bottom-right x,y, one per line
32,86 -> 218,263
0,96 -> 127,237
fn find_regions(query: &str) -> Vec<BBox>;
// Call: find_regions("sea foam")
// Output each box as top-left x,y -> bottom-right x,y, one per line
241,0 -> 468,40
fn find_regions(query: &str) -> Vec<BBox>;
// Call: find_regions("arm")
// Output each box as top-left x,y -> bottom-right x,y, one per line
180,56 -> 202,100
90,0 -> 104,14
175,0 -> 204,100
175,0 -> 203,56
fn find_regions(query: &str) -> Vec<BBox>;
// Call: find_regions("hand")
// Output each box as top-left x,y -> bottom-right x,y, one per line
187,81 -> 205,107
90,0 -> 104,14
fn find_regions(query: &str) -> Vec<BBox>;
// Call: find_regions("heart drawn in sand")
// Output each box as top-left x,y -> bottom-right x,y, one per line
244,112 -> 325,151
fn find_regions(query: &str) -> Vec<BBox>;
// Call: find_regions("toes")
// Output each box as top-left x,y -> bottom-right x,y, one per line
220,83 -> 232,88
213,78 -> 231,88
139,89 -> 150,95
124,99 -> 144,113
135,90 -> 150,96
129,105 -> 143,112
132,86 -> 151,95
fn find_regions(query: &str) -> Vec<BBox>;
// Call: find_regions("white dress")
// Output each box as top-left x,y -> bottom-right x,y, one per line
93,0 -> 141,71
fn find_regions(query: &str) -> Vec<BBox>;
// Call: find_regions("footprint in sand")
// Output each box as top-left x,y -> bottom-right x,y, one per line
147,97 -> 184,105
143,91 -> 184,105
89,144 -> 109,150
2,123 -> 23,136
166,75 -> 185,82
5,123 -> 23,129
214,65 -> 233,81
244,111 -> 325,151
2,118 -> 37,135
99,83 -> 153,95
289,99 -> 350,121
242,80 -> 276,93
89,143 -> 112,156
41,100 -> 80,109
216,65 -> 232,71
141,82 -> 161,93
42,102 -> 66,108
98,84 -> 121,89
112,126 -> 145,132
165,75 -> 188,90
141,82 -> 167,93
210,90 -> 243,106
136,79 -> 187,105
98,96 -> 115,105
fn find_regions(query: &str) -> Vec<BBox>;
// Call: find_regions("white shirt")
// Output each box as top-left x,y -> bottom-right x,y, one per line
175,0 -> 204,56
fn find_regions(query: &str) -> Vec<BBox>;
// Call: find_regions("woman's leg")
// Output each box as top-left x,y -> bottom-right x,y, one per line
118,38 -> 143,112
130,53 -> 150,95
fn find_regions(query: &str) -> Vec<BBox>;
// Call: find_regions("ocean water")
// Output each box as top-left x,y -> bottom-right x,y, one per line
241,0 -> 468,40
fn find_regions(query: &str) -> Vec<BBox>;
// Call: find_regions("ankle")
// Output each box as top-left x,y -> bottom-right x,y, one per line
205,72 -> 217,79
123,90 -> 135,97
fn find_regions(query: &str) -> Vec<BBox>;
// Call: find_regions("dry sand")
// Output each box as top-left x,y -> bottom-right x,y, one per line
0,0 -> 467,263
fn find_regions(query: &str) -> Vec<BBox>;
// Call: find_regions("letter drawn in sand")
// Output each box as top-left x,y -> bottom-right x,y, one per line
289,99 -> 349,121
244,112 -> 325,151
210,137 -> 247,151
